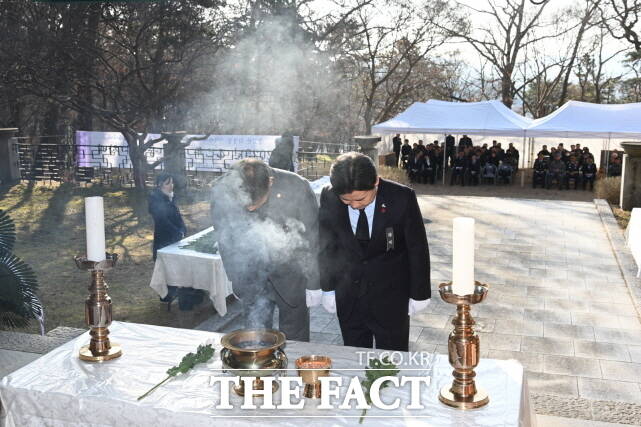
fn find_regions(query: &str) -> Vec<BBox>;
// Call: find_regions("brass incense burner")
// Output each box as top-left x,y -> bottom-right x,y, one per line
438,282 -> 489,409
74,253 -> 122,362
295,355 -> 332,398
220,329 -> 287,396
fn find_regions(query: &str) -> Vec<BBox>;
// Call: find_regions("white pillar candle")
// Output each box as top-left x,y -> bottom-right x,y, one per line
85,197 -> 106,262
452,217 -> 475,296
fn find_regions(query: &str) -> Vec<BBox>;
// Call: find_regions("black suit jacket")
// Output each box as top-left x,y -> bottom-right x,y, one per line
318,179 -> 430,327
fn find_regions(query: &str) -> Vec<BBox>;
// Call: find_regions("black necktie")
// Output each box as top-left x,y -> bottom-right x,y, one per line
355,209 -> 369,250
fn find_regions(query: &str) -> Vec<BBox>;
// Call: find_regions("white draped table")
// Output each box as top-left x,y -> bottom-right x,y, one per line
0,321 -> 534,426
149,227 -> 234,315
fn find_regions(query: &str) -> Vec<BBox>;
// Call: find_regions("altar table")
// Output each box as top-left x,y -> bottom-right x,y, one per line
0,321 -> 534,426
149,227 -> 234,315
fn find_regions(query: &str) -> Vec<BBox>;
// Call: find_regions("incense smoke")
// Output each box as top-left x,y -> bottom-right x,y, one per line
210,167 -> 316,330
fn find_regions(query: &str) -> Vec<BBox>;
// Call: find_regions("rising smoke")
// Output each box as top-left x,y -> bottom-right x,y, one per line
189,12 -> 349,139
210,167 -> 317,331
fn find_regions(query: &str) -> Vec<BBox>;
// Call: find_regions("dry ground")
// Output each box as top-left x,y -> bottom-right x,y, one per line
0,182 -> 216,334
0,174 -> 610,334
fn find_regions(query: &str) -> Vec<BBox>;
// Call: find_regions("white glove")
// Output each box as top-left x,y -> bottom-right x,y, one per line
408,298 -> 431,316
321,291 -> 337,313
306,289 -> 322,307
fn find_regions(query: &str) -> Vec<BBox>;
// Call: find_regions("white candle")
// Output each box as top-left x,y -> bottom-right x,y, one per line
85,197 -> 106,262
452,217 -> 475,296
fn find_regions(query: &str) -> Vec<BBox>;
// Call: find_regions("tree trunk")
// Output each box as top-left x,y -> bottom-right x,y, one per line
42,101 -> 61,136
363,96 -> 374,134
126,133 -> 148,189
161,132 -> 187,189
501,72 -> 513,109
75,5 -> 101,131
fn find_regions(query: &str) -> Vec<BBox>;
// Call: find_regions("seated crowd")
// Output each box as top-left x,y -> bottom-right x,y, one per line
399,134 -> 521,186
533,143 -> 601,190
396,134 -> 617,190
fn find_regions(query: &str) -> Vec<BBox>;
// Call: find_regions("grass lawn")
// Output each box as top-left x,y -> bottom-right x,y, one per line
0,182 -> 217,334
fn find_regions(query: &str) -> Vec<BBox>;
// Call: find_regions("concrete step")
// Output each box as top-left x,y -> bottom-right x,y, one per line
0,326 -> 85,355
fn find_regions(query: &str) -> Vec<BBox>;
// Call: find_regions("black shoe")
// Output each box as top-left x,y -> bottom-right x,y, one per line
159,286 -> 178,303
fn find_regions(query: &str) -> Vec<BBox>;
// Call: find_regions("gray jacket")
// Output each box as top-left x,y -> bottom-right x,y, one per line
210,167 -> 320,307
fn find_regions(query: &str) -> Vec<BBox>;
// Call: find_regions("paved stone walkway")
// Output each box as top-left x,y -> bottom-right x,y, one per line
305,195 -> 641,407
4,195 -> 639,424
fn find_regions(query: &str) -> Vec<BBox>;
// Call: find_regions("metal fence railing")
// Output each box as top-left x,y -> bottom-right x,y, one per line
11,139 -> 350,186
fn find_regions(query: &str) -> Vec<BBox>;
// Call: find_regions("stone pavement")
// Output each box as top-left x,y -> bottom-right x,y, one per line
4,195 -> 640,425
0,326 -> 84,378
299,195 -> 641,424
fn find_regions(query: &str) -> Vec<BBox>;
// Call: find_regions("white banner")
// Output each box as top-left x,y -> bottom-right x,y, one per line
75,131 -> 299,172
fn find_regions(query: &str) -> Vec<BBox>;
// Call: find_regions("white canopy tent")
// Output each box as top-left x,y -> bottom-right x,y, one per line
372,99 -> 533,184
527,100 -> 641,139
372,99 -> 641,183
372,99 -> 532,137
527,100 -> 641,173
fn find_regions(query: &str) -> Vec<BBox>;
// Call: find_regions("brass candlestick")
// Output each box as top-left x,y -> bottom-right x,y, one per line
74,253 -> 122,362
438,282 -> 489,409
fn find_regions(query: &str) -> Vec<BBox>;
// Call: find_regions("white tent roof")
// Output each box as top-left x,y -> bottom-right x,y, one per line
371,99 -> 532,137
526,100 -> 641,139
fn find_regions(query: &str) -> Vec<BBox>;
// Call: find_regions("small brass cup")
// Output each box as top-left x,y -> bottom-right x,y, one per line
295,355 -> 331,399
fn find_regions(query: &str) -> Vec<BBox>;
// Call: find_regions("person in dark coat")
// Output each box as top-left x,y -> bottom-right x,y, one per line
581,157 -> 597,190
450,151 -> 467,186
268,134 -> 295,172
149,173 -> 186,260
318,152 -> 430,351
445,134 -> 455,167
149,173 -> 202,310
392,134 -> 402,167
533,153 -> 548,188
467,154 -> 481,185
210,159 -> 319,341
400,139 -> 412,169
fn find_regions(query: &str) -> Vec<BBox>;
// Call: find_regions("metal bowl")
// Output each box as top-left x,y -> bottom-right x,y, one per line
220,329 -> 288,378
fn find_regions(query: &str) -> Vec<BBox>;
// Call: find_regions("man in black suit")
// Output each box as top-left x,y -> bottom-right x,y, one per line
210,159 -> 320,341
392,134 -> 402,167
318,152 -> 430,351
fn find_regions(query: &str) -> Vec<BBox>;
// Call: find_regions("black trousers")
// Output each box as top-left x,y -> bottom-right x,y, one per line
338,296 -> 409,351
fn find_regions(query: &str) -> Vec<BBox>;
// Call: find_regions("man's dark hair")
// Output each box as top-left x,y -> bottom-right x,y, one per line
155,173 -> 173,188
232,158 -> 272,204
330,152 -> 377,195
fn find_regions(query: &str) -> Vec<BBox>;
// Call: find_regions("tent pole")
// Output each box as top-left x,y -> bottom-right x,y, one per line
442,133 -> 447,185
604,136 -> 610,177
520,133 -> 526,187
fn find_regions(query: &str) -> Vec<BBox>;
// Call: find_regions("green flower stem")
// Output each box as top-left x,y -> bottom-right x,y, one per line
359,408 -> 367,424
137,375 -> 173,401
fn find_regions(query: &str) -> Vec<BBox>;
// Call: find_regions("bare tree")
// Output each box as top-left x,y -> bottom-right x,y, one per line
434,0 -> 556,108
4,2 -> 226,188
603,0 -> 641,55
557,0 -> 601,106
515,1 -> 601,117
343,0 -> 450,132
575,26 -> 626,103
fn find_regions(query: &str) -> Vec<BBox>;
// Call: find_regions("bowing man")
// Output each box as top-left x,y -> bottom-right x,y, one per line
318,152 -> 431,351
210,159 -> 320,342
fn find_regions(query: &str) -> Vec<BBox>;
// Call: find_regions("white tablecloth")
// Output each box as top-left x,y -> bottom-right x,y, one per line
149,227 -> 234,315
0,321 -> 534,426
